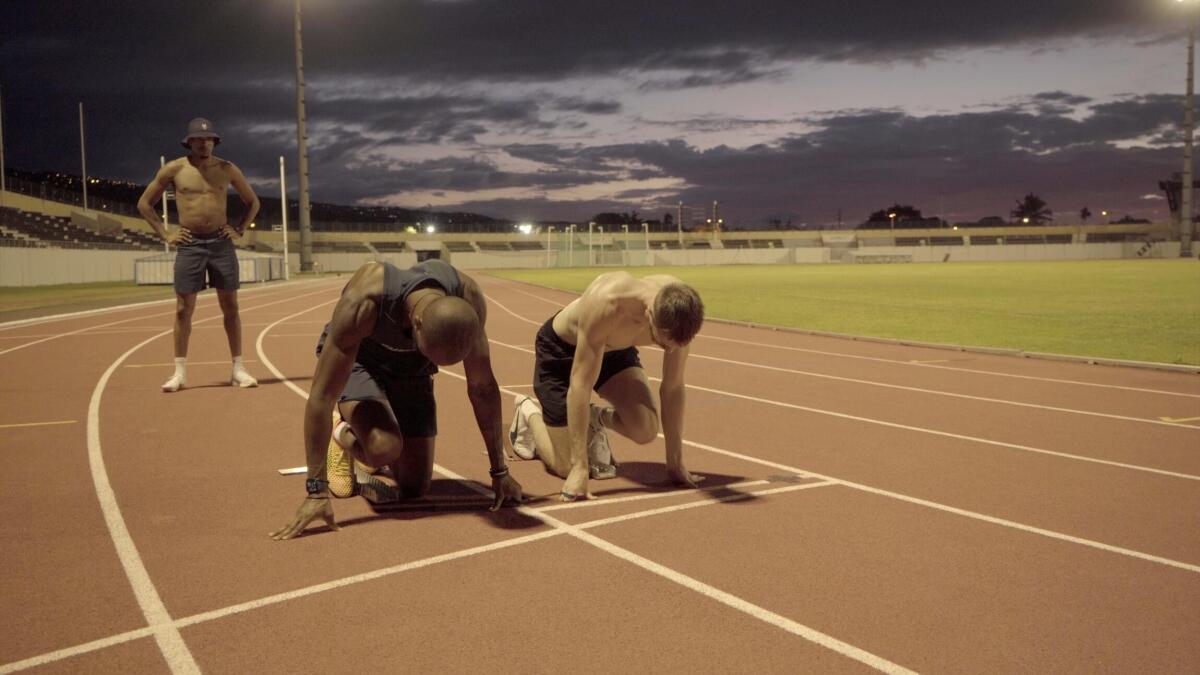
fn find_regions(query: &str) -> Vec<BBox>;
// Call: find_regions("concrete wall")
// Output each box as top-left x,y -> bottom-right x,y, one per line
0,246 -> 146,285
852,242 -> 1183,263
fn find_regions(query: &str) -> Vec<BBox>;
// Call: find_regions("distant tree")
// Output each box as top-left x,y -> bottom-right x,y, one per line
1011,193 -> 1053,224
1113,214 -> 1151,224
663,212 -> 673,226
867,204 -> 923,223
1079,206 -> 1091,224
592,212 -> 626,226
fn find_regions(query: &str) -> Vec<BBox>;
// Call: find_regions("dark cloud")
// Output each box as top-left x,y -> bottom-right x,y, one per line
0,1 -> 1185,225
426,95 -> 1182,224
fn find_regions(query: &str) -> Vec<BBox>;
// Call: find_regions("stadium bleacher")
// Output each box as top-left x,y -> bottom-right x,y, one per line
0,206 -> 156,251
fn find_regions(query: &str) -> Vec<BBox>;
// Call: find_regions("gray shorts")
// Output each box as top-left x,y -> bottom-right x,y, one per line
174,233 -> 239,295
316,326 -> 438,438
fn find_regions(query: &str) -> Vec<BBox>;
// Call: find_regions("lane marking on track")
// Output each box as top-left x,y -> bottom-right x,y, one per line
480,313 -> 1200,482
253,306 -> 912,674
486,291 -> 1198,432
60,285 -> 344,675
489,278 -> 1200,400
1160,416 -> 1200,424
460,292 -> 1200,570
0,420 -> 77,429
0,280 -> 339,358
0,278 -> 322,332
910,359 -> 950,364
0,477 -> 840,675
125,359 -> 259,368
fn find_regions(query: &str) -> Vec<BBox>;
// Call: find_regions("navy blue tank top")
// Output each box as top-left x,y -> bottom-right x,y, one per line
358,259 -> 464,376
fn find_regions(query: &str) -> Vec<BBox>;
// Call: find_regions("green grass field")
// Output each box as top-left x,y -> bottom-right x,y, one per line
0,281 -> 178,324
489,260 -> 1200,366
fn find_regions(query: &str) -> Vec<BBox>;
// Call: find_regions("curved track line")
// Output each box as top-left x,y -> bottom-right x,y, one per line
0,280 -> 334,357
86,331 -> 201,674
256,300 -> 913,674
487,277 -> 1200,399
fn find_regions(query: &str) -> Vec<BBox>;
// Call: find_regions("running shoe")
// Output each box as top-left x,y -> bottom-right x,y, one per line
508,394 -> 537,460
326,414 -> 358,498
587,404 -> 617,480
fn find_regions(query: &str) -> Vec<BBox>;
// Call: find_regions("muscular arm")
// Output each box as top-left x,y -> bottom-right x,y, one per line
136,163 -> 177,240
659,344 -> 690,476
226,163 -> 260,233
458,274 -> 506,473
303,276 -> 377,489
566,305 -> 611,477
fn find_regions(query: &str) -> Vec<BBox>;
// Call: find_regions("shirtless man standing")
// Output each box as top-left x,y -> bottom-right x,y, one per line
137,117 -> 260,392
508,272 -> 705,501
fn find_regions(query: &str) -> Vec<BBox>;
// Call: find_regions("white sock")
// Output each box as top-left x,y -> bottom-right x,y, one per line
232,355 -> 244,371
174,357 -> 187,377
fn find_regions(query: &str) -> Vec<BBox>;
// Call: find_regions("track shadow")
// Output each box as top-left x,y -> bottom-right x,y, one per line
582,461 -> 763,505
335,478 -> 545,531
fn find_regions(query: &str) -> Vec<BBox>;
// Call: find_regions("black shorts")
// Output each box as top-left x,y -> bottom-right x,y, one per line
174,233 -> 240,295
532,314 -> 642,427
316,326 -> 438,438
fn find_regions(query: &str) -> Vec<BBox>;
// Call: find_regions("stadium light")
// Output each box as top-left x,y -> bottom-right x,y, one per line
293,0 -> 314,271
888,212 -> 896,230
517,223 -> 533,235
425,224 -> 436,234
1179,0 -> 1198,256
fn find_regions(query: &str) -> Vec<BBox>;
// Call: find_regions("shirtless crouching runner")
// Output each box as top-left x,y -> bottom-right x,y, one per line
136,117 -> 260,392
508,272 -> 705,501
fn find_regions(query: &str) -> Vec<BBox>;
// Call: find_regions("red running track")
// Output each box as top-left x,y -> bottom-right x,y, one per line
0,275 -> 1197,674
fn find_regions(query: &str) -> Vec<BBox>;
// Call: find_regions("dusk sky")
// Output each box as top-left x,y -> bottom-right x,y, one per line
1,1 -> 1194,226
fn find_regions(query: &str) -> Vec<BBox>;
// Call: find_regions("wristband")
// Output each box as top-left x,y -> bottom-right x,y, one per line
306,478 -> 329,494
488,466 -> 509,479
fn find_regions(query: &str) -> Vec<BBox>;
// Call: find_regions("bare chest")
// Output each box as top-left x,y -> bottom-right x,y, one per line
173,164 -> 228,197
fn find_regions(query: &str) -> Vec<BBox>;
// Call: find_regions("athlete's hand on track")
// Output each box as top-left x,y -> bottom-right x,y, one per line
490,474 -> 525,511
667,463 -> 703,488
166,229 -> 192,246
219,223 -> 242,239
269,497 -> 339,540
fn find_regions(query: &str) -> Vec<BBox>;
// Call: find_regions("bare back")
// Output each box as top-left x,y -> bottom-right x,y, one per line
552,272 -> 681,350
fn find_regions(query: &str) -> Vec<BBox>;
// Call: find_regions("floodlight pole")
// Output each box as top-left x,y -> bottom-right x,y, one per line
677,201 -> 684,246
280,155 -> 291,280
588,222 -> 594,266
0,85 -> 6,205
1182,3 -> 1197,258
546,226 -> 553,268
294,0 -> 314,271
79,102 -> 88,211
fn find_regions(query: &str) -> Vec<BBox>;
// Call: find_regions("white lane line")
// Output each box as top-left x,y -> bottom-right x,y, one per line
0,627 -> 158,675
256,309 -> 910,673
475,300 -> 1200,571
574,481 -> 836,529
482,298 -> 1200,481
675,435 -> 1200,575
126,359 -> 259,369
684,352 -> 1198,431
0,420 -> 76,430
483,335 -> 1200,482
69,285 -> 345,675
0,281 -> 338,357
538,479 -> 773,512
0,278 -> 322,332
86,330 -> 201,674
484,291 -> 1197,432
487,278 -> 1200,400
0,479 -> 837,674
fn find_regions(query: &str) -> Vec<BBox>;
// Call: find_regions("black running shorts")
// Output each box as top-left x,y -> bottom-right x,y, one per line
316,326 -> 438,438
532,314 -> 641,427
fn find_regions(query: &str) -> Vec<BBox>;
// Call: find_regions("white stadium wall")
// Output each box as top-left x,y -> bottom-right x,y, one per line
0,247 -> 146,286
